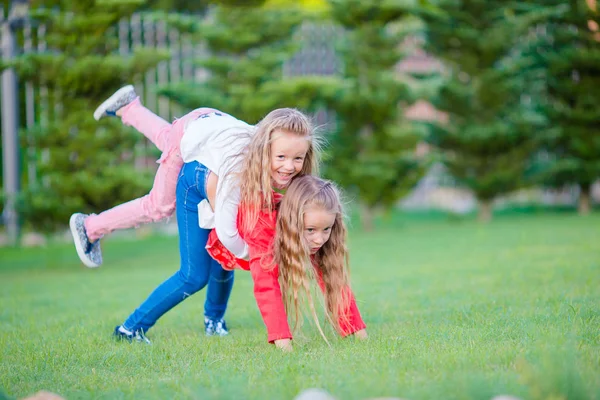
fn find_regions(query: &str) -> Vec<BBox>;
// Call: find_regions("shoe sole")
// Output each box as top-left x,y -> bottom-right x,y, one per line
205,332 -> 229,337
69,213 -> 100,268
93,85 -> 135,121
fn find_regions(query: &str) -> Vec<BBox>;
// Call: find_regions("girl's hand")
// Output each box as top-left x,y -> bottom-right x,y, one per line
353,329 -> 368,340
274,338 -> 293,352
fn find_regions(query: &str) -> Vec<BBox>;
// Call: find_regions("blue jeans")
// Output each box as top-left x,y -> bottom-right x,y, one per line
123,161 -> 234,333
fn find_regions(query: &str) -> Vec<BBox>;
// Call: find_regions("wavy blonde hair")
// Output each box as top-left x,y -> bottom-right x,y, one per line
274,175 -> 352,341
237,108 -> 320,233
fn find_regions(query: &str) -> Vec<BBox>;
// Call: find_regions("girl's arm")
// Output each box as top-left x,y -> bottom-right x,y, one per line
336,288 -> 367,337
245,213 -> 294,343
214,177 -> 249,260
207,208 -> 292,345
313,265 -> 367,337
249,259 -> 293,343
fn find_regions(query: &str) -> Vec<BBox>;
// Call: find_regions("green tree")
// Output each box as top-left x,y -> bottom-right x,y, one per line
144,0 -> 209,12
10,0 -> 169,231
525,0 -> 600,214
159,0 -> 428,229
267,0 -> 429,229
157,0 -> 307,123
420,0 -> 547,221
318,0 -> 428,230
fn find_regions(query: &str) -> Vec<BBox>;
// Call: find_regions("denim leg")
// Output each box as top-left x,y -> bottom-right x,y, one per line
122,161 -> 213,333
204,261 -> 234,320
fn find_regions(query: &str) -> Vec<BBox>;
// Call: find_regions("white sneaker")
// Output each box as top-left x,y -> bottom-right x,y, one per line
93,85 -> 137,120
204,317 -> 229,336
69,213 -> 102,268
114,325 -> 151,344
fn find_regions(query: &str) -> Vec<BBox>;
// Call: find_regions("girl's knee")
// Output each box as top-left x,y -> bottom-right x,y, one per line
178,273 -> 209,295
142,197 -> 176,221
154,202 -> 176,219
212,270 -> 234,283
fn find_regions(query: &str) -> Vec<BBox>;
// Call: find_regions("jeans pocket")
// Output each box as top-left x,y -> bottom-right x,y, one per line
177,162 -> 188,183
178,160 -> 198,188
194,164 -> 209,198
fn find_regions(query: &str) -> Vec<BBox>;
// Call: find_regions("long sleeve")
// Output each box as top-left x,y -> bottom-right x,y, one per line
213,175 -> 249,260
313,264 -> 366,336
249,259 -> 292,342
337,289 -> 366,336
244,209 -> 292,342
207,203 -> 292,342
181,112 -> 253,260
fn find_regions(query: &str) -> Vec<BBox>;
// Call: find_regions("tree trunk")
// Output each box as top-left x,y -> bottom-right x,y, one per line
478,200 -> 493,223
360,203 -> 375,231
578,184 -> 591,215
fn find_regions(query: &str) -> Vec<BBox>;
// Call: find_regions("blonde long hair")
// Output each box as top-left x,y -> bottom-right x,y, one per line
274,175 -> 352,340
237,108 -> 320,233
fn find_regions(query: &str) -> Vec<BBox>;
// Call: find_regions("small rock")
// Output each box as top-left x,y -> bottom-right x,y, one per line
365,398 -> 408,400
294,389 -> 337,400
293,389 -> 408,400
21,391 -> 65,400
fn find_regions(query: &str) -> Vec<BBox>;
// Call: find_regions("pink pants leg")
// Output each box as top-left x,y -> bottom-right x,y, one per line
84,98 -> 220,241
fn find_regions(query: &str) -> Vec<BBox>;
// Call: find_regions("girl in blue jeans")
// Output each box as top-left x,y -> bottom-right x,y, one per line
114,162 -> 234,343
113,107 -> 318,343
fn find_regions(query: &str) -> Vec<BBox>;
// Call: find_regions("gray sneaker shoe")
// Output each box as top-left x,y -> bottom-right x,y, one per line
93,85 -> 137,120
205,317 -> 229,336
114,325 -> 151,344
69,213 -> 103,268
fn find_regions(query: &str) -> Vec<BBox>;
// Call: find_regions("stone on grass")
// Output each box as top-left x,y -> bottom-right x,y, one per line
21,391 -> 65,400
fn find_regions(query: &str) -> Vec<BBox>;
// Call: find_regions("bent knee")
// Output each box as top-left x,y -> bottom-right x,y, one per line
211,270 -> 234,283
180,276 -> 209,296
143,200 -> 176,222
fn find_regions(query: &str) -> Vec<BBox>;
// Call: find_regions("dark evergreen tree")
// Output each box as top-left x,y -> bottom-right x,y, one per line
158,0 -> 307,124
421,0 -> 547,221
319,0 -> 428,229
259,0 -> 430,229
525,0 -> 600,214
155,0 -> 428,229
9,0 -> 169,231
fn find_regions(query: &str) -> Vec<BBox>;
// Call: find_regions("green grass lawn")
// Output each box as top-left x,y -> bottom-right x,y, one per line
1,213 -> 599,400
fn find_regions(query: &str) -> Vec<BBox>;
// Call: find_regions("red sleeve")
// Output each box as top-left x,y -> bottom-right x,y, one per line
249,261 -> 292,342
206,230 -> 249,271
241,208 -> 292,343
337,289 -> 367,336
313,264 -> 366,336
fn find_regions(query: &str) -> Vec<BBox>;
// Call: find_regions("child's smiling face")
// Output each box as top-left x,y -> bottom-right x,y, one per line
269,129 -> 310,189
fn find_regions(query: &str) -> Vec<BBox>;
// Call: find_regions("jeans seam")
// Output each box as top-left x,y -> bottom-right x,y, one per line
210,274 -> 234,283
124,161 -> 224,332
183,181 -> 196,280
194,164 -> 210,199
125,167 -> 199,332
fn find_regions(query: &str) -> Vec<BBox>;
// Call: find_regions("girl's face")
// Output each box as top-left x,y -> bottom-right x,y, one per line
303,206 -> 336,254
270,129 -> 310,189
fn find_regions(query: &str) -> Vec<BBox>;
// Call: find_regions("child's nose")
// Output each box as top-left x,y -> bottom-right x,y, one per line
313,234 -> 326,245
283,159 -> 295,171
